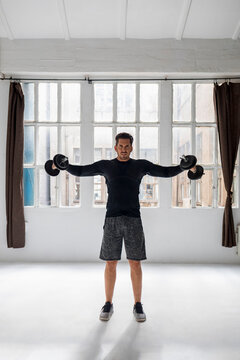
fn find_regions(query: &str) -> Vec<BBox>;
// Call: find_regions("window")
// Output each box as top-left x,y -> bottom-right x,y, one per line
172,83 -> 238,208
93,82 -> 159,207
22,82 -> 81,207
22,79 -> 239,209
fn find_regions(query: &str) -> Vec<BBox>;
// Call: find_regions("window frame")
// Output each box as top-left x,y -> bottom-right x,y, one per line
22,79 -> 239,209
92,81 -> 161,208
171,81 -> 239,209
22,81 -> 81,208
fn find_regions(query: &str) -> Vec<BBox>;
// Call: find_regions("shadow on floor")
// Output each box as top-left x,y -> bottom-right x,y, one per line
79,321 -> 108,360
103,320 -> 141,360
79,320 -> 142,360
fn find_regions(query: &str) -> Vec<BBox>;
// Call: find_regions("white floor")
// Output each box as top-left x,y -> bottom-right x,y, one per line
0,262 -> 240,360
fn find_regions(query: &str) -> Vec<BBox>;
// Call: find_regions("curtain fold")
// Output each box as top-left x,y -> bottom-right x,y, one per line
6,82 -> 25,248
213,82 -> 240,247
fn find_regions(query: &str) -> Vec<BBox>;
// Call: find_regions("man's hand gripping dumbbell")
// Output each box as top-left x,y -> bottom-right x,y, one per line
44,154 -> 69,176
179,155 -> 204,180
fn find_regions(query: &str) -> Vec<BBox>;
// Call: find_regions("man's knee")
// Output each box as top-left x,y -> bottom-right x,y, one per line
106,260 -> 118,270
128,259 -> 141,271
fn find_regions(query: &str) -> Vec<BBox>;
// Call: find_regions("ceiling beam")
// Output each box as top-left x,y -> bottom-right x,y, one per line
0,0 -> 14,40
232,19 -> 240,40
57,0 -> 70,40
176,0 -> 192,40
119,0 -> 128,40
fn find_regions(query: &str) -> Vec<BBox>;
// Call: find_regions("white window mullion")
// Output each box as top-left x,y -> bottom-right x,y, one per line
158,82 -> 161,164
113,82 -> 117,154
160,80 -> 172,209
35,83 -> 39,207
35,125 -> 39,207
213,122 -> 218,208
57,82 -> 61,207
135,82 -> 140,159
81,82 -> 94,208
191,82 -> 196,208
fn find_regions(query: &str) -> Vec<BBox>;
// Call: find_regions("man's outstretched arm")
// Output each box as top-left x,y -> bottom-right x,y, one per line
143,160 -> 183,178
67,160 -> 105,177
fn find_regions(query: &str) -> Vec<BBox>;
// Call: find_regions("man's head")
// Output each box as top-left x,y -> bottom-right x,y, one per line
114,132 -> 133,161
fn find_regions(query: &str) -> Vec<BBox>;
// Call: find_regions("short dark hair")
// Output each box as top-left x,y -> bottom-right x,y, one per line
115,132 -> 133,146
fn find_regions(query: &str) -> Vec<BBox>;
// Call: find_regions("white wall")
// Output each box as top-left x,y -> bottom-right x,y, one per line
1,38 -> 240,75
1,39 -> 240,264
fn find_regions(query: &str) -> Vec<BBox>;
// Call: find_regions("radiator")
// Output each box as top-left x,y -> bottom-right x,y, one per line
236,224 -> 240,256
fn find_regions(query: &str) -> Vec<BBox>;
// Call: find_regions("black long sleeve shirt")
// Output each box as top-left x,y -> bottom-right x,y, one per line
67,157 -> 183,218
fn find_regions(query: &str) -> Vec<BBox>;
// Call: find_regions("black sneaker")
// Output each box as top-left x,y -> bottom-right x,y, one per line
99,301 -> 114,321
133,302 -> 146,322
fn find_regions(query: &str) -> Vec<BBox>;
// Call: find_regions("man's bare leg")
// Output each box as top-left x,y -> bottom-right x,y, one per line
128,260 -> 142,303
104,260 -> 118,303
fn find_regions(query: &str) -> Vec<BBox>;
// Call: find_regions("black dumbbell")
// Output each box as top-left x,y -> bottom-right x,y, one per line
188,165 -> 204,180
44,154 -> 69,177
179,155 -> 197,170
53,154 -> 69,170
45,160 -> 60,176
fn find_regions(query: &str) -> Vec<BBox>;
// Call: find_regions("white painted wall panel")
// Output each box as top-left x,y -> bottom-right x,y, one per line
0,16 -> 7,38
127,0 -> 182,39
65,0 -> 120,38
184,0 -> 240,38
1,0 -> 63,39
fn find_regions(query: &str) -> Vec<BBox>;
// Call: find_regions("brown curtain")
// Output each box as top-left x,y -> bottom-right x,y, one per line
6,82 -> 25,248
213,82 -> 240,247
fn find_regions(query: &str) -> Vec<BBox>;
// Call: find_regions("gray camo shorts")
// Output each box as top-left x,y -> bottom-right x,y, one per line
99,215 -> 147,261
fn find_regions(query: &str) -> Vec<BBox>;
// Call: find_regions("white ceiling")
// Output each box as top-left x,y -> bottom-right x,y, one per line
0,0 -> 240,40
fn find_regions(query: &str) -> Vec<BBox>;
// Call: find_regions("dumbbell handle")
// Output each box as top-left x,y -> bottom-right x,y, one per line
180,155 -> 187,162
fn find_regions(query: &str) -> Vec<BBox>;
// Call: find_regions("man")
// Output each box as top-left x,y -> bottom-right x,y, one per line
53,132 -> 196,322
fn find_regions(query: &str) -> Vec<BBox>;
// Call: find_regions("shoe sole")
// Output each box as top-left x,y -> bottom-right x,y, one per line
99,317 -> 112,321
99,312 -> 113,321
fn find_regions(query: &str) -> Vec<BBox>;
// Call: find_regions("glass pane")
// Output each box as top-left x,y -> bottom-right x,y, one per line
218,168 -> 236,207
139,176 -> 159,207
196,127 -> 215,164
94,127 -> 112,205
22,83 -> 34,121
172,127 -> 191,164
94,127 -> 112,160
39,83 -> 57,122
173,84 -> 191,122
23,168 -> 34,206
39,169 -> 57,206
60,171 -> 80,207
196,170 -> 213,208
117,84 -> 135,122
61,83 -> 80,122
139,127 -> 159,207
37,127 -> 57,165
172,172 -> 191,208
139,127 -> 158,162
94,84 -> 113,122
116,127 -> 136,159
140,84 -> 158,122
24,126 -> 34,164
196,84 -> 215,123
61,126 -> 80,164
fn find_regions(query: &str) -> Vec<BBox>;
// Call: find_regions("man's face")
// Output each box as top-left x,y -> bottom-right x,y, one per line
114,138 -> 133,161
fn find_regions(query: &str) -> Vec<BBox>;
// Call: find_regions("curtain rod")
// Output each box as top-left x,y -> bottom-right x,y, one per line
1,75 -> 240,83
